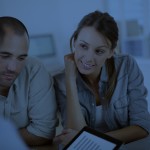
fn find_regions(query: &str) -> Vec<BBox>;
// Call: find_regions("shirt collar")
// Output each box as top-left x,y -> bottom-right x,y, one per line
11,70 -> 23,93
77,63 -> 108,82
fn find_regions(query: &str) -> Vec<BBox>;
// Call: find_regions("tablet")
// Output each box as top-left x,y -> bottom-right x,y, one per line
63,126 -> 123,150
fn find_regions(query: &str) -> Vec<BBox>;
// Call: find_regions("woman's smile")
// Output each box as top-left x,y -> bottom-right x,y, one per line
80,59 -> 95,70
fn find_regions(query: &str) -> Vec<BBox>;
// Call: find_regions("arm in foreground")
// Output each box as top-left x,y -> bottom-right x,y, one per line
20,60 -> 57,146
19,128 -> 52,146
106,125 -> 148,144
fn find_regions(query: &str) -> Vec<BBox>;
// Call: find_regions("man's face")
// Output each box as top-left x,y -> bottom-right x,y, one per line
0,30 -> 29,89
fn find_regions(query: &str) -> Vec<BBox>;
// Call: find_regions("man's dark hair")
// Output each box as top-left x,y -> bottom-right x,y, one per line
0,16 -> 29,45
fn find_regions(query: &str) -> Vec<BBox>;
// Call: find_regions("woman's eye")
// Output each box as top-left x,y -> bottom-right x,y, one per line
95,49 -> 105,55
80,44 -> 88,49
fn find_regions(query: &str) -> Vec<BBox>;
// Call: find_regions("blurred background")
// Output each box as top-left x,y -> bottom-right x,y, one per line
0,0 -> 150,110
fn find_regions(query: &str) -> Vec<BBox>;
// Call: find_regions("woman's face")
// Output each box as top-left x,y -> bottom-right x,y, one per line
74,26 -> 113,78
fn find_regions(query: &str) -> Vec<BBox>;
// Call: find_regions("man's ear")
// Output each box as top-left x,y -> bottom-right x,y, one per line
107,49 -> 115,58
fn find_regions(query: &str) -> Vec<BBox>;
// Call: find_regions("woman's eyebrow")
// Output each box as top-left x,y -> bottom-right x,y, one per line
79,40 -> 89,45
79,40 -> 109,48
97,45 -> 109,49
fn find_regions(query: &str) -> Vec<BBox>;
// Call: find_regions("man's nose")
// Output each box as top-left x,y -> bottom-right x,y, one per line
7,60 -> 17,72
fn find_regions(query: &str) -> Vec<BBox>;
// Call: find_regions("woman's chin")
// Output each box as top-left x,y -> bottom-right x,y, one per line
77,67 -> 94,75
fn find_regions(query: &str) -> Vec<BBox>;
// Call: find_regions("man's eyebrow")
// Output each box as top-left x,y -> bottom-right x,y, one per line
0,52 -> 12,55
0,52 -> 28,57
19,54 -> 28,57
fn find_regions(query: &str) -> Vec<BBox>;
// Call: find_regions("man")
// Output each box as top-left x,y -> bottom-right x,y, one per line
0,16 -> 57,146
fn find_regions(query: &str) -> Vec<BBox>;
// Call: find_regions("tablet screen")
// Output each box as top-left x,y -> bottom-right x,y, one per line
63,127 -> 123,150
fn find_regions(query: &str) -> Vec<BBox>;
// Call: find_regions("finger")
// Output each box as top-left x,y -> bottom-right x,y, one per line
62,128 -> 73,134
64,53 -> 74,60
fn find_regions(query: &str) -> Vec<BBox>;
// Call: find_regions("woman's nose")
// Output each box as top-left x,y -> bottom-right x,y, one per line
85,49 -> 94,62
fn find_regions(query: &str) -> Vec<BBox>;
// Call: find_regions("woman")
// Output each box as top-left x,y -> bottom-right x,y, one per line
54,10 -> 150,146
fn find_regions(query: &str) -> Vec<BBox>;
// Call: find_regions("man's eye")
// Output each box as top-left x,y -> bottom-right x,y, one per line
0,55 -> 10,58
18,57 -> 26,61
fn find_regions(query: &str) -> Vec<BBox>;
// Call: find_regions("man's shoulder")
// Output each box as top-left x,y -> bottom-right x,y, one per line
19,56 -> 49,80
25,57 -> 44,68
24,56 -> 48,74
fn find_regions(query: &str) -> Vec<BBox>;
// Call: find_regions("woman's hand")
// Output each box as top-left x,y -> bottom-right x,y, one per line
54,128 -> 78,147
64,53 -> 77,80
64,53 -> 86,130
